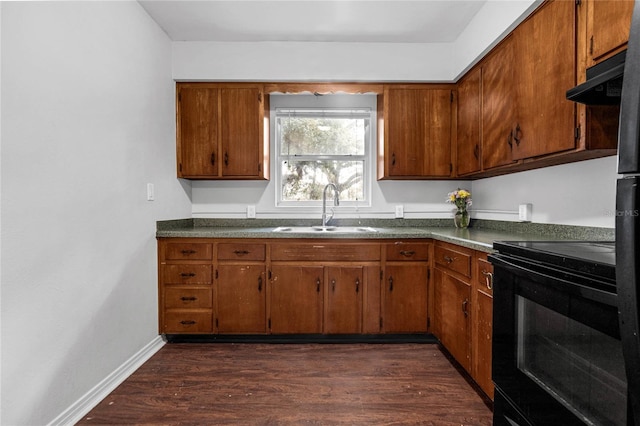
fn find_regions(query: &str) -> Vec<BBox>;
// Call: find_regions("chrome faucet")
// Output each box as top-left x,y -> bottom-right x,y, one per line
322,183 -> 340,227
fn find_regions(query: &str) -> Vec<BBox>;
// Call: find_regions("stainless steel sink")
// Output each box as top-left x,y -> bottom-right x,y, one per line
273,226 -> 379,233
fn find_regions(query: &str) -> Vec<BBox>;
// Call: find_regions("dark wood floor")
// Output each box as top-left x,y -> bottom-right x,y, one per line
78,343 -> 493,425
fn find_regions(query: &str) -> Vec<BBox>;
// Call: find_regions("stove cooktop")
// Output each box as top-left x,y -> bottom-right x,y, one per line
492,240 -> 616,282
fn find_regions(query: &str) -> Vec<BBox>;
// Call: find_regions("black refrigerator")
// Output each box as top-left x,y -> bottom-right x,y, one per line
567,3 -> 640,424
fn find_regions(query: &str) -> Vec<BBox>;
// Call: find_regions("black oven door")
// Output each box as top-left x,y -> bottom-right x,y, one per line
489,253 -> 627,426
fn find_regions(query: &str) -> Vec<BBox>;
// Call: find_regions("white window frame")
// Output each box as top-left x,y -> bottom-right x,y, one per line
270,94 -> 376,208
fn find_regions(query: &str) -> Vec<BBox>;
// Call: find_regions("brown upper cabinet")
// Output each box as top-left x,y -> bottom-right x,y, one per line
585,0 -> 634,66
456,0 -> 620,178
378,85 -> 455,179
176,83 -> 269,180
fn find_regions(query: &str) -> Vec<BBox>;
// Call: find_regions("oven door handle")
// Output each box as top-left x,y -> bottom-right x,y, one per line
489,254 -> 618,307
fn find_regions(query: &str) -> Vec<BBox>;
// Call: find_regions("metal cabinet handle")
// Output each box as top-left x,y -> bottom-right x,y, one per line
474,144 -> 479,159
355,278 -> 360,293
507,130 -> 513,149
180,249 -> 197,255
180,296 -> 197,301
443,255 -> 454,264
392,152 -> 396,166
233,250 -> 250,256
180,272 -> 196,278
482,270 -> 493,290
399,250 -> 415,257
316,278 -> 321,293
210,152 -> 216,166
258,276 -> 263,292
331,278 -> 336,292
389,276 -> 394,292
462,299 -> 469,318
224,152 -> 229,166
180,320 -> 196,325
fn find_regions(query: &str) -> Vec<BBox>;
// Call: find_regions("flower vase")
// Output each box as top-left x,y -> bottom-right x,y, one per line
454,208 -> 470,228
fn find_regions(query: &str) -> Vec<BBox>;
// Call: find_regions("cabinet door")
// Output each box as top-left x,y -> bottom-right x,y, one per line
434,268 -> 471,371
482,35 -> 517,170
324,266 -> 363,334
384,88 -> 452,178
216,265 -> 266,333
270,265 -> 323,334
220,87 -> 264,177
589,0 -> 634,63
177,86 -> 219,178
512,0 -> 576,160
456,68 -> 481,176
473,256 -> 494,399
382,264 -> 428,333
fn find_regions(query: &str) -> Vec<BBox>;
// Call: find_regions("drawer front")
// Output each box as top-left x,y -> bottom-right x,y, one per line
164,288 -> 212,309
435,244 -> 472,278
476,256 -> 494,296
163,311 -> 212,333
162,264 -> 212,284
271,243 -> 381,261
385,242 -> 430,261
217,243 -> 266,261
164,243 -> 213,260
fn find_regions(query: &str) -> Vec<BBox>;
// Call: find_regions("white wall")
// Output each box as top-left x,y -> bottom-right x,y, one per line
1,2 -> 191,425
471,156 -> 619,228
172,0 -> 539,82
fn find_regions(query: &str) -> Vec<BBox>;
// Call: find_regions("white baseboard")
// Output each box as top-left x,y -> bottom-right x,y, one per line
47,336 -> 166,426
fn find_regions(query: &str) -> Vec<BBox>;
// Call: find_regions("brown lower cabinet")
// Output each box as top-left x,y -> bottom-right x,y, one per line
158,237 -> 492,398
433,240 -> 494,400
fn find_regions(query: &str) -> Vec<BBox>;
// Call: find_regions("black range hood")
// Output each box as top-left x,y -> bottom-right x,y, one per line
566,49 -> 626,105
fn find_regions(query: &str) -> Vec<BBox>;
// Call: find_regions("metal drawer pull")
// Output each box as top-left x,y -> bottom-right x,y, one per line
389,276 -> 394,292
400,250 -> 415,257
443,255 -> 454,264
180,249 -> 197,255
258,276 -> 263,292
180,296 -> 197,301
332,279 -> 336,292
462,299 -> 469,318
233,250 -> 250,255
180,320 -> 196,325
355,278 -> 360,293
482,270 -> 493,290
316,278 -> 321,293
180,272 -> 196,278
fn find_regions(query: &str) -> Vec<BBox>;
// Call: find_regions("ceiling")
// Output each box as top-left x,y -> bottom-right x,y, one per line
138,1 -> 488,43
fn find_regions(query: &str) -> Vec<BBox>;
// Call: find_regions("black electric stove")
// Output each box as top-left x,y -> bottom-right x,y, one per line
492,240 -> 616,285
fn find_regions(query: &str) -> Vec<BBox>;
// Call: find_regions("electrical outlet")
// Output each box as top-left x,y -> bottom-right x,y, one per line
395,205 -> 404,218
518,203 -> 532,222
247,205 -> 256,219
146,183 -> 155,201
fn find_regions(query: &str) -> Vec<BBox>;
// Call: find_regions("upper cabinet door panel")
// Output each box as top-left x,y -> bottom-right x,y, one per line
456,68 -> 481,176
386,88 -> 427,176
481,35 -> 517,170
512,0 -> 577,160
590,0 -> 635,63
177,86 -> 219,177
220,87 -> 264,177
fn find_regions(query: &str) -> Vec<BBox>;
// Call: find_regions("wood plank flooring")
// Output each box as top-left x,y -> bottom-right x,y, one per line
78,343 -> 492,425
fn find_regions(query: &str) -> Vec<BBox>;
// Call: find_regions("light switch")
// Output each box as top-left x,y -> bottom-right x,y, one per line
518,203 -> 532,222
395,205 -> 404,218
247,205 -> 256,218
147,183 -> 155,201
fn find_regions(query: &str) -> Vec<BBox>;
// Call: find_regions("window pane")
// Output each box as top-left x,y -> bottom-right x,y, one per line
281,160 -> 364,202
279,116 -> 366,156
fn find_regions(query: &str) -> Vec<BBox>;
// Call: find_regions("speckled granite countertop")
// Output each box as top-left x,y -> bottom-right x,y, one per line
157,219 -> 615,253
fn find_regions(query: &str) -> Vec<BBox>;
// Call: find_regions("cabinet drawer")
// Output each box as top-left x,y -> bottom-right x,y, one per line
435,244 -> 472,278
163,311 -> 212,333
385,242 -> 430,261
476,256 -> 494,296
162,264 -> 212,284
271,243 -> 380,261
217,243 -> 266,261
164,243 -> 213,260
164,288 -> 212,309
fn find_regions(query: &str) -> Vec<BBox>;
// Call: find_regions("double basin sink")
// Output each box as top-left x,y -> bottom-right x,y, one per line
273,225 -> 379,234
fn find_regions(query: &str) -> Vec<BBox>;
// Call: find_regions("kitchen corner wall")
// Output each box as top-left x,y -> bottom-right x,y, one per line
1,2 -> 192,425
